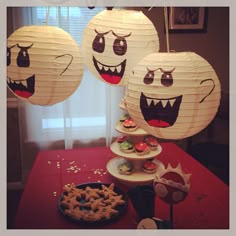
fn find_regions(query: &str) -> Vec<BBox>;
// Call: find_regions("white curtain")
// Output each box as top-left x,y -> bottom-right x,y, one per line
9,7 -> 125,182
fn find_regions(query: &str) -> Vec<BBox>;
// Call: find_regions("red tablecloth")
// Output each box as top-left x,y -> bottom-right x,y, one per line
13,142 -> 229,229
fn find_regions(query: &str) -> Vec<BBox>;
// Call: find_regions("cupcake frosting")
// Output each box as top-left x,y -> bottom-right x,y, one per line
144,135 -> 158,146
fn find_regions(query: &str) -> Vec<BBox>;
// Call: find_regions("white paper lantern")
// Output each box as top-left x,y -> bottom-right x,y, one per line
81,9 -> 160,86
126,52 -> 221,139
7,25 -> 84,106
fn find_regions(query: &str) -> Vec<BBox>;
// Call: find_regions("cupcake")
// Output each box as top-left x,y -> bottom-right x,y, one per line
122,118 -> 137,132
143,160 -> 158,174
116,135 -> 128,143
119,114 -> 130,123
118,161 -> 134,175
135,142 -> 150,155
120,140 -> 135,153
144,135 -> 159,150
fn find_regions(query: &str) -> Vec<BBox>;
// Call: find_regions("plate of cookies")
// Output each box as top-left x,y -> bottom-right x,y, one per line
58,182 -> 128,225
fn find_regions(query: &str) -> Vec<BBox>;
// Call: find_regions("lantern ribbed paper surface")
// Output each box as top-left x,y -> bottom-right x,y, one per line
7,25 -> 84,106
126,52 -> 221,139
81,9 -> 160,86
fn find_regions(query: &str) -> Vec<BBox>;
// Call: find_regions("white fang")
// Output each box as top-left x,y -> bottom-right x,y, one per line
153,99 -> 159,106
21,80 -> 27,87
104,66 -> 109,71
97,63 -> 103,71
116,65 -> 122,73
110,66 -> 116,72
146,98 -> 152,106
161,100 -> 168,108
169,99 -> 175,107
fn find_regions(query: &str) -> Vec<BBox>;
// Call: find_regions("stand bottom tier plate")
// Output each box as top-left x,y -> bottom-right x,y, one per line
106,157 -> 165,186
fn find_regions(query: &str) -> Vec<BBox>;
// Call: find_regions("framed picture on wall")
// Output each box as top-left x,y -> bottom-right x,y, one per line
168,7 -> 207,32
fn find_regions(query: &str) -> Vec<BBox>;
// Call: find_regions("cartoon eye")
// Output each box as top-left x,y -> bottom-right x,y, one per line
17,43 -> 33,67
113,38 -> 127,56
112,31 -> 131,56
160,68 -> 175,87
92,34 -> 105,53
7,45 -> 16,66
7,47 -> 11,66
92,30 -> 111,53
161,72 -> 173,87
154,183 -> 168,198
144,70 -> 155,84
172,191 -> 184,202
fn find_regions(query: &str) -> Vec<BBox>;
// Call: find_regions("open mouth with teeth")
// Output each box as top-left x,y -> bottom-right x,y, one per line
7,75 -> 35,98
140,92 -> 183,128
93,56 -> 126,84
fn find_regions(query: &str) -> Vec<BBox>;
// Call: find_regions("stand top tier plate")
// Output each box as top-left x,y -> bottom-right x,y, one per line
115,122 -> 148,136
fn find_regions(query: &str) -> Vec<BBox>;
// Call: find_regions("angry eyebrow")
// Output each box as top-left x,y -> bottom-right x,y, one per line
111,31 -> 132,38
146,67 -> 176,73
146,67 -> 159,73
7,44 -> 17,49
17,43 -> 34,49
94,29 -> 132,38
94,29 -> 112,35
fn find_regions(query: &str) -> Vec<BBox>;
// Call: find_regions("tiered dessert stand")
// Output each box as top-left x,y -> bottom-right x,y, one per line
106,100 -> 164,186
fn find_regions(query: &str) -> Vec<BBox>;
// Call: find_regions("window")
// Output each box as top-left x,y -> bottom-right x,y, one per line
16,7 -> 124,146
31,7 -> 103,45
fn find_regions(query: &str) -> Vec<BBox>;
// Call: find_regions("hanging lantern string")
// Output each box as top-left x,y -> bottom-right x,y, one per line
46,6 -> 50,25
164,7 -> 170,53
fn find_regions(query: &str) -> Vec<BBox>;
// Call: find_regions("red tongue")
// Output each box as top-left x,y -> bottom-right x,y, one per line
14,90 -> 33,98
101,74 -> 121,84
148,119 -> 170,127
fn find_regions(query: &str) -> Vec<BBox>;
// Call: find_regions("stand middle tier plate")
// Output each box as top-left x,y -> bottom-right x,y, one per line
110,141 -> 162,160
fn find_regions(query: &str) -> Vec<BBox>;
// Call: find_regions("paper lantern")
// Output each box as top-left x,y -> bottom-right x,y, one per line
7,25 -> 84,106
81,9 -> 159,86
126,52 -> 221,139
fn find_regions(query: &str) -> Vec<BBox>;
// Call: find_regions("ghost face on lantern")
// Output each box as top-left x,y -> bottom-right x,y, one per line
126,52 -> 221,139
82,9 -> 159,86
7,25 -> 83,106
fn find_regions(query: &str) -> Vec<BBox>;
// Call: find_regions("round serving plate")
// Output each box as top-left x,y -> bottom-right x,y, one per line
58,182 -> 128,226
110,141 -> 162,160
106,157 -> 165,186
